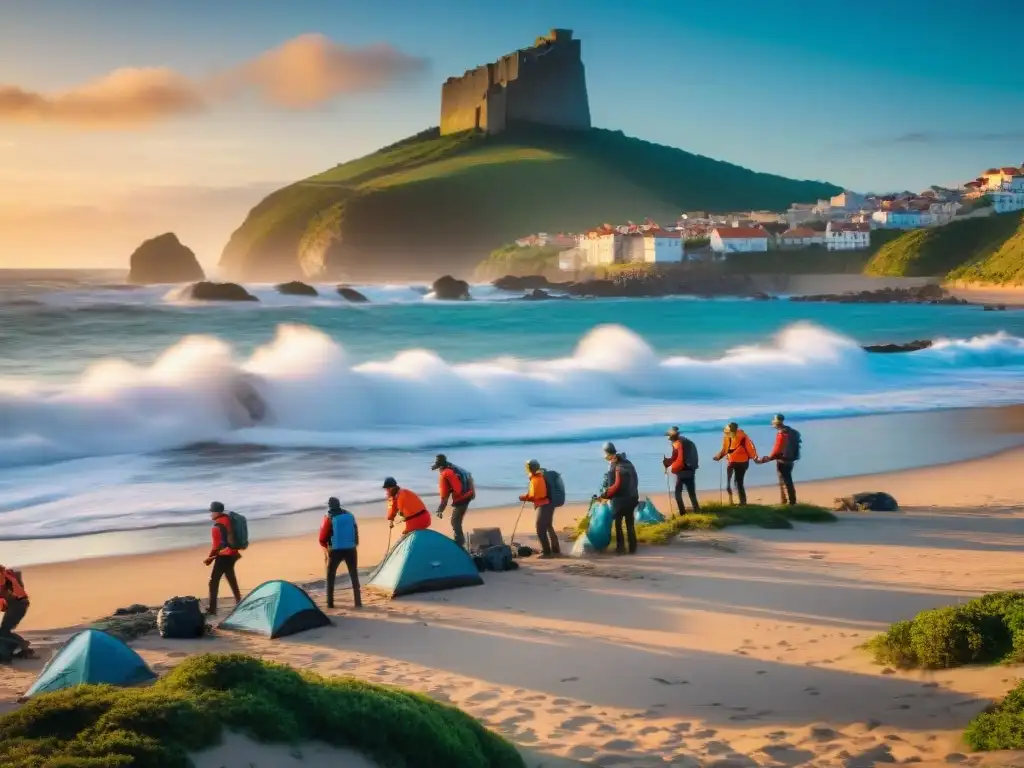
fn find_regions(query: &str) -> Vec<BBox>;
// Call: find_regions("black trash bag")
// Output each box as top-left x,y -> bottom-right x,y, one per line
157,596 -> 206,639
834,492 -> 899,512
516,545 -> 534,558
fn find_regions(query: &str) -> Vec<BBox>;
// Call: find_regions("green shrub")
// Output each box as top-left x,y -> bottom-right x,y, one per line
965,681 -> 1024,751
866,591 -> 1024,670
0,654 -> 523,768
568,502 -> 836,545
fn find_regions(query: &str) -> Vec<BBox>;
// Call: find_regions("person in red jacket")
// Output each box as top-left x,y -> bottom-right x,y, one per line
203,502 -> 242,615
662,426 -> 700,515
0,565 -> 32,661
319,497 -> 362,609
756,414 -> 798,505
432,454 -> 475,549
383,478 -> 431,536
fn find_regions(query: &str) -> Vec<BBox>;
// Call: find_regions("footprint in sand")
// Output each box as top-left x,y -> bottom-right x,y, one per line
651,676 -> 689,685
465,690 -> 500,704
560,716 -> 599,730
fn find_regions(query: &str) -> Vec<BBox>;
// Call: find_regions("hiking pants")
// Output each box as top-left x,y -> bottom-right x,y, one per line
535,504 -> 560,555
612,496 -> 638,554
450,502 -> 470,549
209,554 -> 241,613
0,598 -> 28,638
727,461 -> 749,505
777,461 -> 797,505
674,471 -> 700,514
326,548 -> 362,608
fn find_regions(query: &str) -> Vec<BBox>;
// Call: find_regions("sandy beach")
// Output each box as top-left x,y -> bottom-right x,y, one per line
3,449 -> 1024,765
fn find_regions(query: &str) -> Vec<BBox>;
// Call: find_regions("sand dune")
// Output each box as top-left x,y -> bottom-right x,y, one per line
4,448 -> 1024,766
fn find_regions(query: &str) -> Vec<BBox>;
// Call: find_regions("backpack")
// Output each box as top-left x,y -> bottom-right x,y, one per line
618,457 -> 639,498
482,544 -> 518,572
218,511 -> 249,550
682,438 -> 699,470
543,469 -> 566,507
450,464 -> 476,501
782,427 -> 802,462
157,596 -> 205,639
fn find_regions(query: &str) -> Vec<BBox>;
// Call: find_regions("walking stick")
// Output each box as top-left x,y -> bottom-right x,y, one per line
510,501 -> 527,548
719,460 -> 724,504
664,467 -> 676,517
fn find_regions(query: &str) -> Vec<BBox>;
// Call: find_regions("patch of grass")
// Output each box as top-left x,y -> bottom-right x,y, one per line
0,653 -> 523,768
221,124 -> 840,280
569,502 -> 836,545
865,591 -> 1024,670
964,680 -> 1024,751
864,211 -> 1024,279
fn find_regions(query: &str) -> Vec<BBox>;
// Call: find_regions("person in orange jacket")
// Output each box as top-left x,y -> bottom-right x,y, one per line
383,477 -> 431,536
432,454 -> 475,549
662,426 -> 700,515
713,422 -> 757,505
203,501 -> 242,616
0,564 -> 33,661
520,459 -> 560,557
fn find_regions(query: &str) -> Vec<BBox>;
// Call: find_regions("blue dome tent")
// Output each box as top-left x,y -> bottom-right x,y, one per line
367,530 -> 483,598
23,629 -> 156,699
218,580 -> 331,639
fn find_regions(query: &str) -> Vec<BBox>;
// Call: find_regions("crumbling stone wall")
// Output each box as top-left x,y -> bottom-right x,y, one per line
440,29 -> 591,136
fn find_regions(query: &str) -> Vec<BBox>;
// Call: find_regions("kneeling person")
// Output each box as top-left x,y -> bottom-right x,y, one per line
0,565 -> 31,661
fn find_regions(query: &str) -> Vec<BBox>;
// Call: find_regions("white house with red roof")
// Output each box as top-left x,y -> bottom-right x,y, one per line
826,221 -> 871,251
638,229 -> 684,263
709,226 -> 770,254
778,227 -> 825,248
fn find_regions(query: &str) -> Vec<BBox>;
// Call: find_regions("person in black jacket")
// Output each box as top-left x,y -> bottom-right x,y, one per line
598,442 -> 639,555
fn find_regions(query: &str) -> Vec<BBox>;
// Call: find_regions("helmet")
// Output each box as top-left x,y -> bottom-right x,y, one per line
382,477 -> 398,489
209,501 -> 225,513
430,454 -> 448,470
602,441 -> 617,456
525,459 -> 540,472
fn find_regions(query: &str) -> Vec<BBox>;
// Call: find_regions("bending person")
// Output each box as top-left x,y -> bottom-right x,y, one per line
432,454 -> 475,549
0,565 -> 32,661
383,477 -> 432,537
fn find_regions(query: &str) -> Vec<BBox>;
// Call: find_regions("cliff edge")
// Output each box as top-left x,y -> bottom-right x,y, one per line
219,126 -> 841,282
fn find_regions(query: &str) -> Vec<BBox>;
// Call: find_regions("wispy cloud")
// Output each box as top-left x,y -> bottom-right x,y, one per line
864,131 -> 1024,147
0,34 -> 428,129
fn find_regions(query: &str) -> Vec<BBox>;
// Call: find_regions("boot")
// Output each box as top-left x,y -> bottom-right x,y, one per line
206,590 -> 218,616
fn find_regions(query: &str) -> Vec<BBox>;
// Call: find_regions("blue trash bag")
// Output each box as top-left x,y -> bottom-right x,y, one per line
636,497 -> 666,524
571,501 -> 614,556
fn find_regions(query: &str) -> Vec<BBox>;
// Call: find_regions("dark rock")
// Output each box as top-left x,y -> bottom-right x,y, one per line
187,282 -> 258,302
494,274 -> 557,291
983,304 -> 1007,311
862,340 -> 933,354
792,285 -> 969,306
337,286 -> 369,303
127,233 -> 205,285
276,281 -> 318,296
519,288 -> 566,301
432,275 -> 471,300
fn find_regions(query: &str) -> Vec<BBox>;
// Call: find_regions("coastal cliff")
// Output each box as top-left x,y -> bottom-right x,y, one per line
219,126 -> 840,282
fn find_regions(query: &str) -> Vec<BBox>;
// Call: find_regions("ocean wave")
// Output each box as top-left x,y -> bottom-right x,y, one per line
1,322 -> 1023,469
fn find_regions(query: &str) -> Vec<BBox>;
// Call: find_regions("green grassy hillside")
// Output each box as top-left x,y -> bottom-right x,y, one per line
220,126 -> 840,281
864,211 -> 1024,281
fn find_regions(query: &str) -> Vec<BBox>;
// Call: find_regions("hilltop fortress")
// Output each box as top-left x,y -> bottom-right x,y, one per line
440,29 -> 592,136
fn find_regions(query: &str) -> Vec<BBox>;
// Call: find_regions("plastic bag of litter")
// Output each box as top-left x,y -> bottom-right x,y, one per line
636,497 -> 666,524
571,501 -> 614,556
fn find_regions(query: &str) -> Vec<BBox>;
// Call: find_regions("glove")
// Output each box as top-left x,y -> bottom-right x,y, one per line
389,521 -> 394,529
518,495 -> 528,502
662,457 -> 671,468
0,598 -> 7,612
203,558 -> 213,566
713,455 -> 722,462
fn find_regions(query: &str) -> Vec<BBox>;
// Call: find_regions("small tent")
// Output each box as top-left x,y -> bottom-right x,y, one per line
368,529 -> 483,598
218,580 -> 331,639
23,628 -> 156,699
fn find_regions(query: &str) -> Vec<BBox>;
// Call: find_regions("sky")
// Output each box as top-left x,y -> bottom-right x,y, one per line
1,0 -> 1022,268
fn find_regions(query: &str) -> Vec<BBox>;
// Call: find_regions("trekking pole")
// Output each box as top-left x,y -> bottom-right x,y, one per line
510,501 -> 526,548
664,467 -> 675,517
719,460 -> 724,504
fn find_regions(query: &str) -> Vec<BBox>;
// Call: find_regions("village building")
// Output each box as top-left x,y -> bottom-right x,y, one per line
777,227 -> 825,248
825,221 -> 871,251
710,226 -> 769,254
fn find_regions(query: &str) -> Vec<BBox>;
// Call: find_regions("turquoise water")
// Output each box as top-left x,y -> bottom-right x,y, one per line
1,269 -> 1023,547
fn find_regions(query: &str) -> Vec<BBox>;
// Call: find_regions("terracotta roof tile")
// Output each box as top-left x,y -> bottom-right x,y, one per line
828,222 -> 870,233
712,226 -> 768,239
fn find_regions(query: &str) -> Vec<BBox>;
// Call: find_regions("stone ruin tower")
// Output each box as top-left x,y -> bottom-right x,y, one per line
439,29 -> 592,136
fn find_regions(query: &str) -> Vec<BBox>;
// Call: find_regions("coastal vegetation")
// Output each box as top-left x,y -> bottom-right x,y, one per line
865,591 -> 1024,670
571,502 -> 836,545
474,243 -> 563,280
0,653 -> 523,768
965,680 -> 1024,751
865,210 -> 1024,283
220,125 -> 840,281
